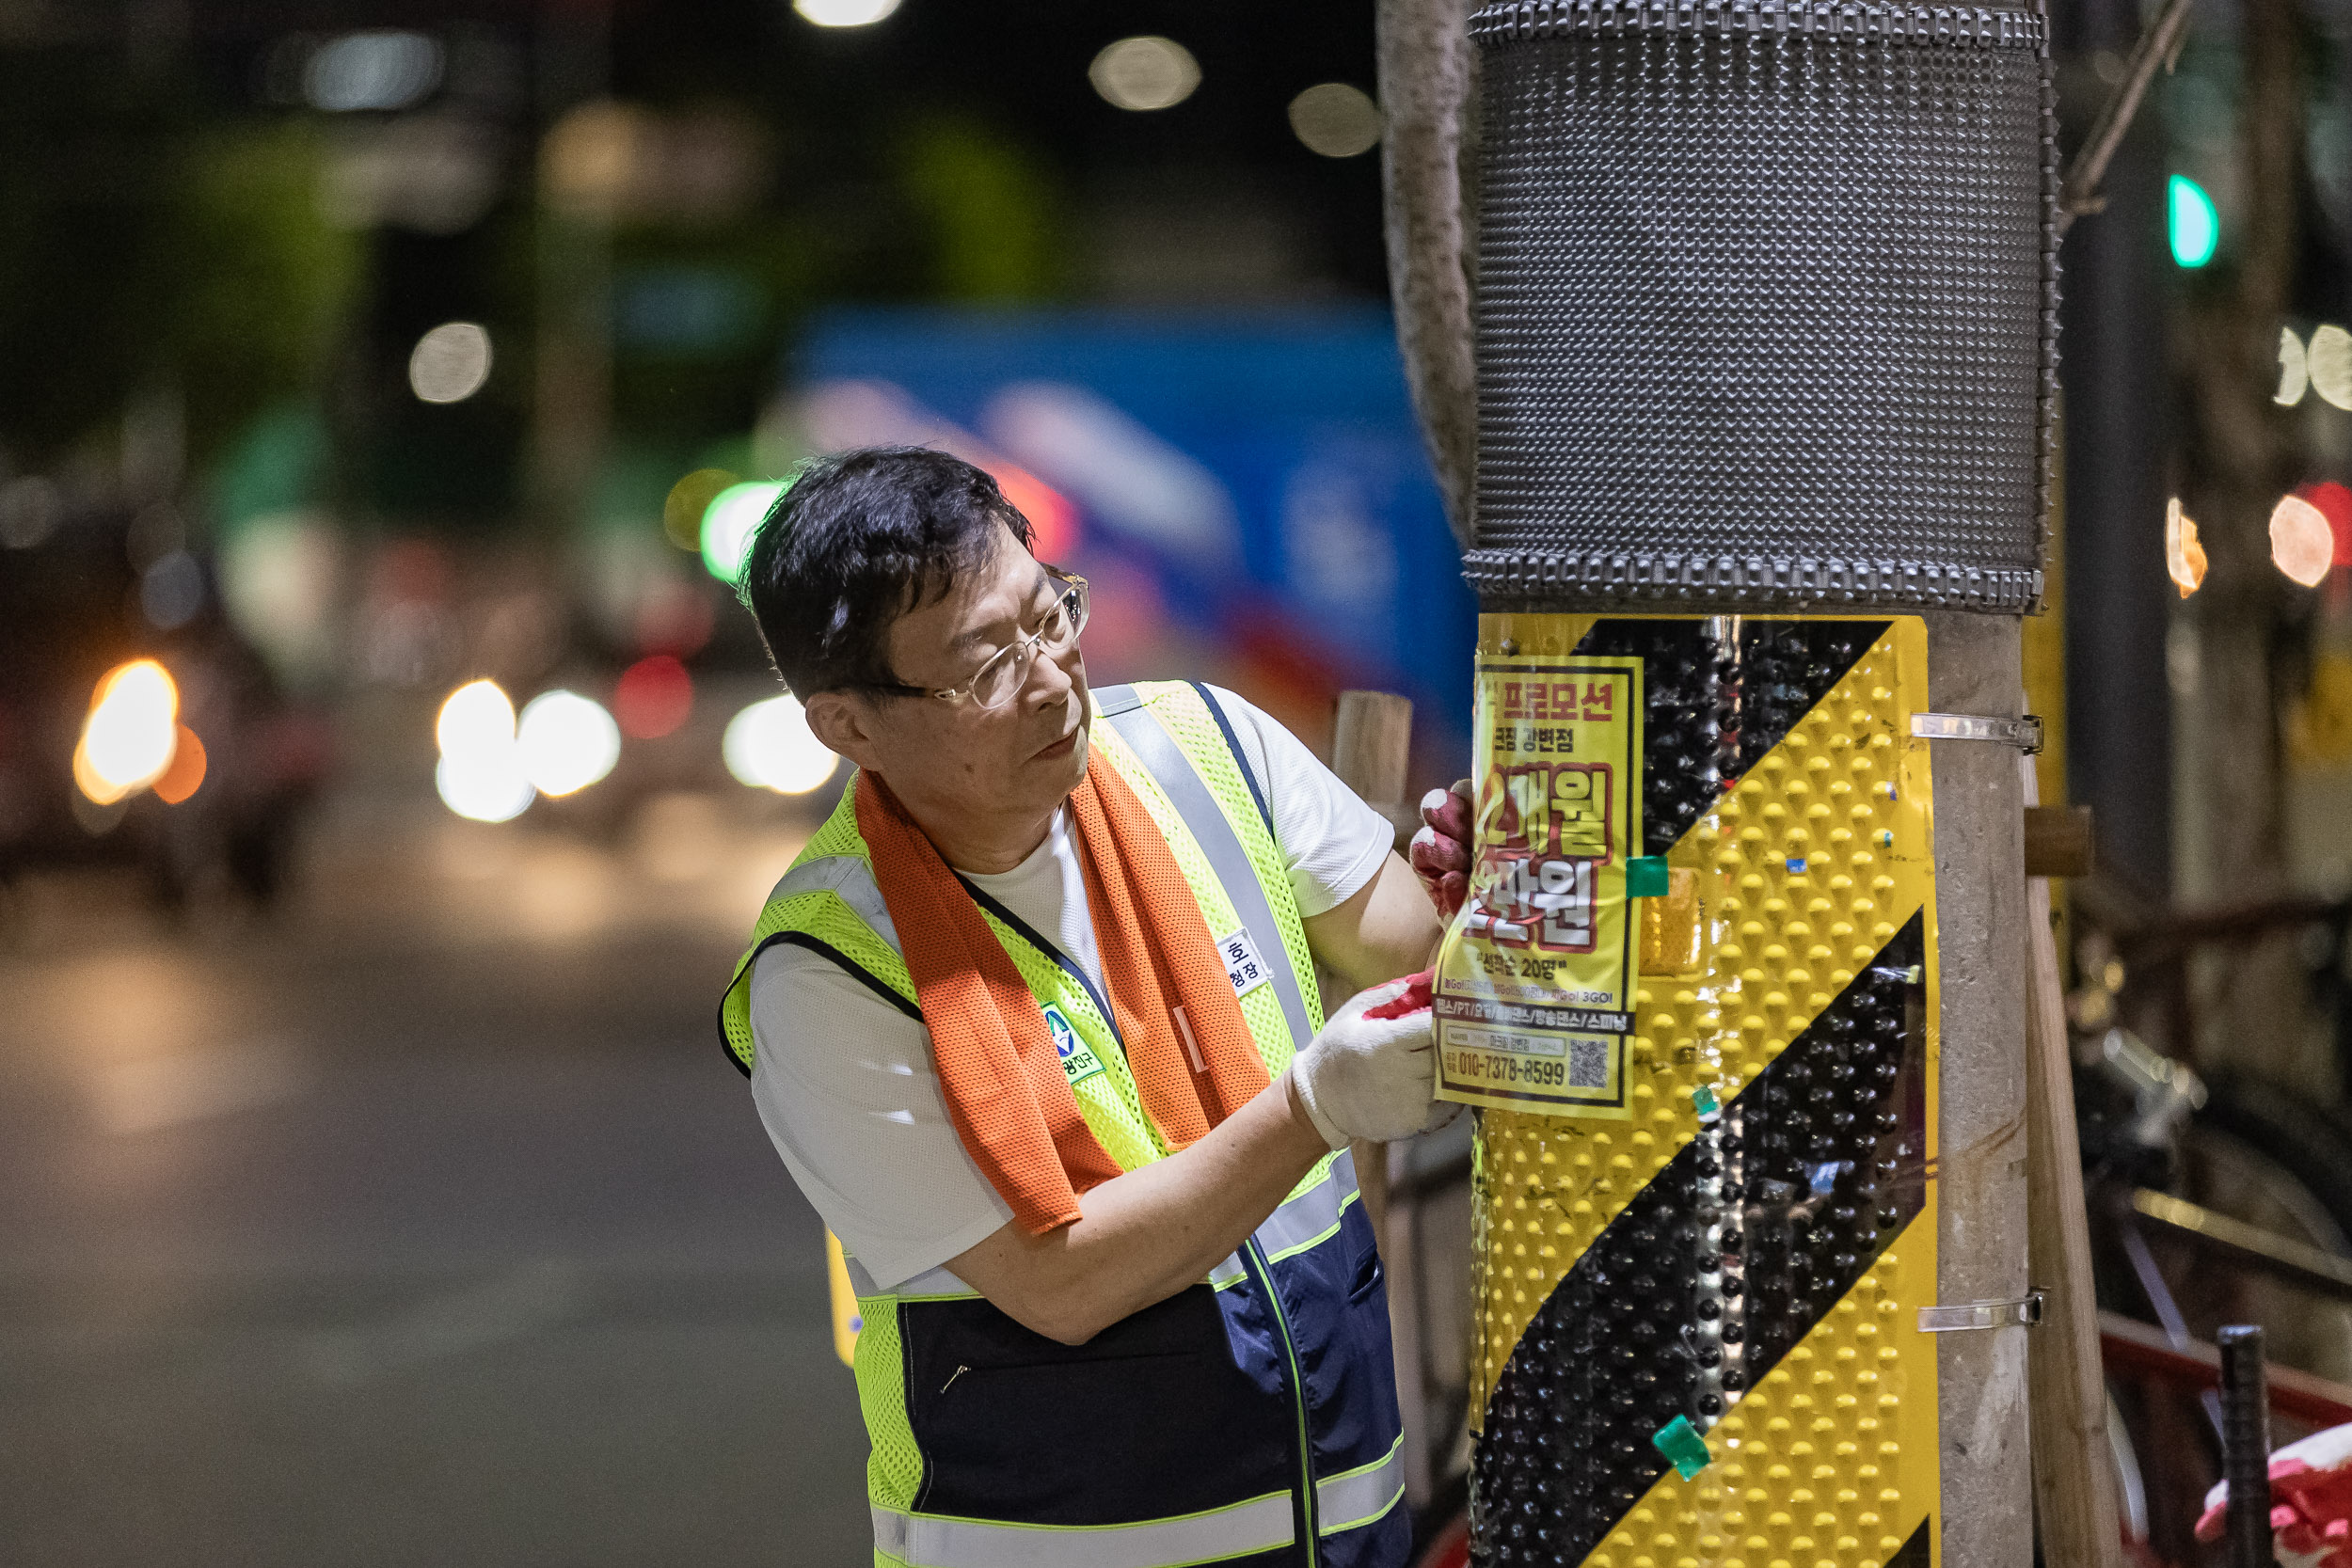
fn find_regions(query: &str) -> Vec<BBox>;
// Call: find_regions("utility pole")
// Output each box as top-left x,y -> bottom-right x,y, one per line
1382,0 -> 2052,1561
2056,0 -> 2176,896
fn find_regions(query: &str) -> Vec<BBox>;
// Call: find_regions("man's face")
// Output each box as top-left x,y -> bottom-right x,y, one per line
813,522 -> 1090,831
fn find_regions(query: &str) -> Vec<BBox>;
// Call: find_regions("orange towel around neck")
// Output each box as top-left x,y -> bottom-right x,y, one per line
857,745 -> 1272,1233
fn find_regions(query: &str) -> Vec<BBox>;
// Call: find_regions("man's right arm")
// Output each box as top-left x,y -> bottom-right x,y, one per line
945,1068 -> 1331,1346
950,973 -> 1438,1345
754,945 -> 1433,1348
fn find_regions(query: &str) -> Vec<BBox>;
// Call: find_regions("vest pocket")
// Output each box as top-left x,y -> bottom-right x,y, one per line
1346,1243 -> 1384,1307
903,1283 -> 1296,1528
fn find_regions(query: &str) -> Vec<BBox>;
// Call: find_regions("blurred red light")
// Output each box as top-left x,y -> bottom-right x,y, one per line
991,465 -> 1077,561
615,655 -> 694,739
2303,481 -> 2352,565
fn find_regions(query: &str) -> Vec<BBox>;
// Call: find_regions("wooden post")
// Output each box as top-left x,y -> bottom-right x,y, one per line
1328,689 -> 1418,1247
2022,755 -> 2123,1568
1332,690 -> 1417,850
1329,687 -> 1440,1509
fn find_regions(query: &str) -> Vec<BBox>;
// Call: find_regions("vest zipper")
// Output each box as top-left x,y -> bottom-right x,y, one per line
1242,1236 -> 1319,1566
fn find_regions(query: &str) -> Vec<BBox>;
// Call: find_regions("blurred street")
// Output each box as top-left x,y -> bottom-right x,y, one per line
0,777 -> 866,1566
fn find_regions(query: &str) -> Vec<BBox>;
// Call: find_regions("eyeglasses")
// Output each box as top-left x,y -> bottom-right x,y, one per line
920,572 -> 1089,711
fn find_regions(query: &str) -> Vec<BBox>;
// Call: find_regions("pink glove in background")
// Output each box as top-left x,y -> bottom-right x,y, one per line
1408,781 -> 1473,919
2195,1421 -> 2352,1565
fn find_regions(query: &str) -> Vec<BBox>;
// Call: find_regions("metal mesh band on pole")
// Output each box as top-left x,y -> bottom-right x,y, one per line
1464,0 -> 2058,613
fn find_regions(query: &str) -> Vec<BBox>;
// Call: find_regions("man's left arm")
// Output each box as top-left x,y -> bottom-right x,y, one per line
1303,851 -> 1442,1002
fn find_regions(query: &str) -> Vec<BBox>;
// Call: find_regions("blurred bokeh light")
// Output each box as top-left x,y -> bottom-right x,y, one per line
2169,174 -> 2219,267
516,690 -> 623,798
700,480 -> 787,583
435,679 -> 534,822
615,654 -> 695,739
152,725 -> 209,805
1288,84 -> 1382,158
408,322 -> 493,404
2279,327 -> 2311,406
140,550 -> 205,630
2274,493 -> 2340,587
2166,498 -> 2208,599
794,0 -> 903,26
665,467 -> 739,552
303,30 -> 443,113
723,695 -> 839,795
1089,37 -> 1200,112
75,660 -> 181,807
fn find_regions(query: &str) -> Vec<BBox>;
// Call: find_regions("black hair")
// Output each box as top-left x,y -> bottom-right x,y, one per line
738,446 -> 1034,697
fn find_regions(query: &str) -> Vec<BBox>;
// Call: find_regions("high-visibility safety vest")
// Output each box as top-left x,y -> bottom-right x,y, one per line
720,681 -> 1409,1568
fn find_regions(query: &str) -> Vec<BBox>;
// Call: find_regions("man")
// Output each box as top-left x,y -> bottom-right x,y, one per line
719,447 -> 1448,1568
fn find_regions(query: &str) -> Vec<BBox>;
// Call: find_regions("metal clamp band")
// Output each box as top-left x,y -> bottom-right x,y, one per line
1909,712 -> 2044,754
1917,1291 -> 2044,1333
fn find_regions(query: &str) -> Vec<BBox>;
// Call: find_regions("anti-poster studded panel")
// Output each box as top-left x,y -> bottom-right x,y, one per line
1442,614 -> 1940,1567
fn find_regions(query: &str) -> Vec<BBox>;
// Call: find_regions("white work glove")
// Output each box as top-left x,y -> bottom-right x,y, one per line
1289,972 -> 1451,1148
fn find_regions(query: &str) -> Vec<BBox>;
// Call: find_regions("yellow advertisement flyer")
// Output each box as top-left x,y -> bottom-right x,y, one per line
1435,653 -> 1645,1116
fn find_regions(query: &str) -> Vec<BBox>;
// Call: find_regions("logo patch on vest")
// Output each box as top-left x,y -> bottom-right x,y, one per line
1217,927 -> 1272,999
1042,1003 -> 1104,1087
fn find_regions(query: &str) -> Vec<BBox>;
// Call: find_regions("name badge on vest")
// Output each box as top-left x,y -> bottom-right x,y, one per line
1216,928 -> 1272,1000
1042,1003 -> 1104,1087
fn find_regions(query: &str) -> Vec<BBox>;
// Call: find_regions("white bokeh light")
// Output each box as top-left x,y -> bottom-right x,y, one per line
436,751 -> 535,823
409,322 -> 493,404
1288,84 -> 1381,158
516,689 -> 622,798
794,0 -> 901,25
2271,494 -> 2338,588
723,696 -> 840,795
436,678 -> 535,821
437,679 -> 516,757
1089,38 -> 1200,112
305,30 -> 443,113
76,660 -> 180,806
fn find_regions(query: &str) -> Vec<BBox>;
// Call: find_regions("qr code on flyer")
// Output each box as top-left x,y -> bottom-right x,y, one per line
1568,1037 -> 1611,1089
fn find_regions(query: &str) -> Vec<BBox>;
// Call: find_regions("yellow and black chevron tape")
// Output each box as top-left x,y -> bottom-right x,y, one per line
1463,612 -> 1940,1568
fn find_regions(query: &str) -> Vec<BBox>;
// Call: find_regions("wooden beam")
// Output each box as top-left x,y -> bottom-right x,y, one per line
1327,689 -> 1418,1247
2023,759 -> 2123,1568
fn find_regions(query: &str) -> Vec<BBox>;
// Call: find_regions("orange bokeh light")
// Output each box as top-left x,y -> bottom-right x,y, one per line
2166,498 -> 2207,599
152,725 -> 207,804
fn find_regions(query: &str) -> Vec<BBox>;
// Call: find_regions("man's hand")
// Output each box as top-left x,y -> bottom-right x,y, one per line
1408,781 -> 1474,919
1290,972 -> 1442,1147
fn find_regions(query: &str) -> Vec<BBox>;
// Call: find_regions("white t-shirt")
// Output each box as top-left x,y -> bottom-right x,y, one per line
746,686 -> 1391,1291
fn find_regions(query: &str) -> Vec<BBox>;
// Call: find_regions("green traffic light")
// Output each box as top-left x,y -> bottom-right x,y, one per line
2169,175 -> 2218,268
701,480 -> 790,584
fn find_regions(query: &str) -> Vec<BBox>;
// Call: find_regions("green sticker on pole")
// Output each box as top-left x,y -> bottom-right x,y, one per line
1651,1415 -> 1710,1480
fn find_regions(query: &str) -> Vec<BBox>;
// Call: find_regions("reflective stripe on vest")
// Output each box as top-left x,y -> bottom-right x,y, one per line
770,853 -> 901,948
842,1148 -> 1363,1299
1095,689 -> 1315,1056
873,1491 -> 1293,1568
868,1430 -> 1406,1568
